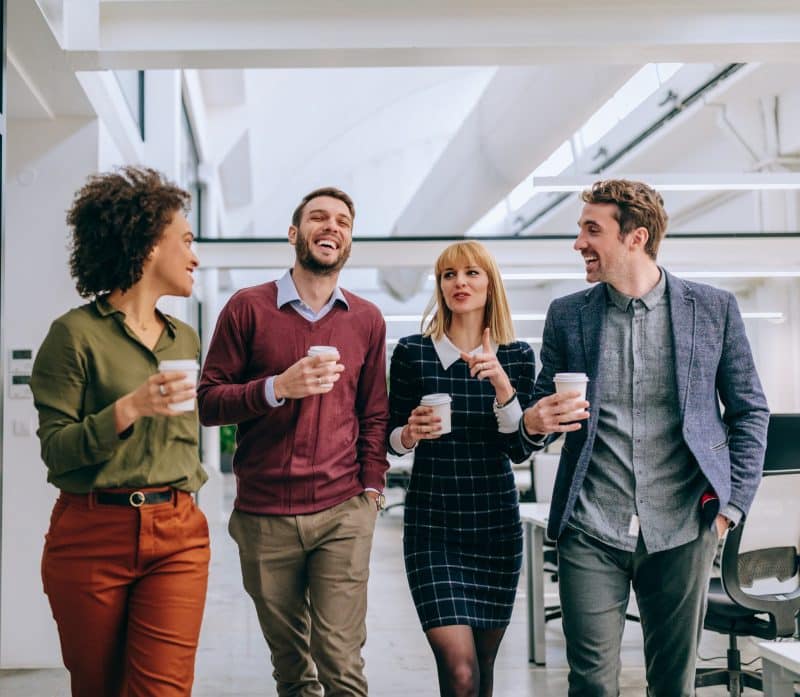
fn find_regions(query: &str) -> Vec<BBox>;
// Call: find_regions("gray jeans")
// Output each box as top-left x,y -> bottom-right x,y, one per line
557,524 -> 718,697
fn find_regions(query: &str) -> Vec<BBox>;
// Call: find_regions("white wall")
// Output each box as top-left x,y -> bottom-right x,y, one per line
2,117 -> 99,667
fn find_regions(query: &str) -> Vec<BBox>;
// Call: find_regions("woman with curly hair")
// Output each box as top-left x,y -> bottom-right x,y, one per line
30,166 -> 208,697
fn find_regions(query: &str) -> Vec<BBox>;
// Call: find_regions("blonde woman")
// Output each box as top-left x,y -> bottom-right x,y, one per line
388,241 -> 536,697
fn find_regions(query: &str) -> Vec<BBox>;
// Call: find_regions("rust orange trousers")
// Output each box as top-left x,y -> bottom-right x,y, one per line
42,488 -> 210,697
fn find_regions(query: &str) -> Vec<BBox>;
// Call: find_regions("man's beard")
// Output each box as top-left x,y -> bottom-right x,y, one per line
295,233 -> 351,276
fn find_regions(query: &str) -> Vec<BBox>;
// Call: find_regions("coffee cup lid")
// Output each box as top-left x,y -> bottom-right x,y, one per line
420,393 -> 452,405
554,372 -> 589,382
158,359 -> 199,371
308,345 -> 339,356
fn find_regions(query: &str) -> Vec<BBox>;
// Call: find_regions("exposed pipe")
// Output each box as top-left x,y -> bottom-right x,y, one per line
513,64 -> 746,235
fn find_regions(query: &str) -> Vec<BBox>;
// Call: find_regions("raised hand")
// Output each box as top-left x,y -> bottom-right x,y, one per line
459,327 -> 514,404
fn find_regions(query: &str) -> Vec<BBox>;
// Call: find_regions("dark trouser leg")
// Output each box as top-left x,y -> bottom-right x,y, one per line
557,527 -> 633,697
633,525 -> 718,697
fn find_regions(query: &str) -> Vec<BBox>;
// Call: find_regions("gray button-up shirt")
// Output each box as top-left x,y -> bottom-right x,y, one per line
570,270 -> 708,553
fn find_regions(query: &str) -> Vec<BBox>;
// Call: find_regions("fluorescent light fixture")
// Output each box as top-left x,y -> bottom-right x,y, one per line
386,337 -> 543,346
532,173 -> 800,193
384,313 -> 547,322
428,270 -> 800,283
741,312 -> 784,321
386,311 -> 781,323
382,315 -> 425,322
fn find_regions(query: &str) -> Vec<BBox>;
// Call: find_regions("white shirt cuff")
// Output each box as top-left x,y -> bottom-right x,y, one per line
720,503 -> 743,528
520,418 -> 548,446
265,376 -> 286,408
493,397 -> 523,433
389,426 -> 416,455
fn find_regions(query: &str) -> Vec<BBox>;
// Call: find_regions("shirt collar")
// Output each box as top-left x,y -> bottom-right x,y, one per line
432,333 -> 498,370
606,267 -> 666,312
276,270 -> 349,310
94,295 -> 177,333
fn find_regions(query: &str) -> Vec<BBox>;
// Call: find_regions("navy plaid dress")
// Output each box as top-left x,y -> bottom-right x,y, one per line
389,335 -> 536,630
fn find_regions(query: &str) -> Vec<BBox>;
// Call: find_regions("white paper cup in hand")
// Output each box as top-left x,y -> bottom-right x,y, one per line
307,345 -> 340,360
420,393 -> 452,435
158,359 -> 200,412
553,373 -> 589,418
553,372 -> 589,400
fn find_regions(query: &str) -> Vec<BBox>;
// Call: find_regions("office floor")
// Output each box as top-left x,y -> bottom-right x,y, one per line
1,475 -> 765,696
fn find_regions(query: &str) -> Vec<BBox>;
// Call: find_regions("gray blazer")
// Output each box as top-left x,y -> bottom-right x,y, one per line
535,271 -> 769,541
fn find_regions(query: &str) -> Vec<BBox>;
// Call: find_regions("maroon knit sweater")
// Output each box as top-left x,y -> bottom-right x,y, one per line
198,281 -> 389,515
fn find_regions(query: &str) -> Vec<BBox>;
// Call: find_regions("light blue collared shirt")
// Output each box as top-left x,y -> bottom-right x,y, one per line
265,270 -> 349,407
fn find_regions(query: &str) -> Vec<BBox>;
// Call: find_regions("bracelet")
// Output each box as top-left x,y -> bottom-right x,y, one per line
494,391 -> 517,409
400,425 -> 416,450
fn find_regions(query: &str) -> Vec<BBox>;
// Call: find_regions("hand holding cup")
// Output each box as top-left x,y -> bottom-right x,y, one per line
522,373 -> 590,437
400,396 -> 450,448
273,346 -> 344,400
114,361 -> 198,433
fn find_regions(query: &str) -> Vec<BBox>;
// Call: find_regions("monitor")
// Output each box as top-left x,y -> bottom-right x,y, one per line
762,413 -> 800,475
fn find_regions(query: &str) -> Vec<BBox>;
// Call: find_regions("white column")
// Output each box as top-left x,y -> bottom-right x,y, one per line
1,117 -> 100,668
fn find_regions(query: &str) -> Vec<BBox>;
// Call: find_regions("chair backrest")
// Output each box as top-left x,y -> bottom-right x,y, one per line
720,472 -> 800,637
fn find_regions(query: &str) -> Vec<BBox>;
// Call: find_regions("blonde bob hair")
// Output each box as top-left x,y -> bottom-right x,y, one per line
422,240 -> 515,345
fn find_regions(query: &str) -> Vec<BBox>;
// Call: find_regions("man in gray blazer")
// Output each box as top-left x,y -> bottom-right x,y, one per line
521,179 -> 769,697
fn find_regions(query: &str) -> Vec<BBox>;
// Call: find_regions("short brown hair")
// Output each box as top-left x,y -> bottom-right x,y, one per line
68,166 -> 190,298
581,179 -> 668,260
291,187 -> 355,228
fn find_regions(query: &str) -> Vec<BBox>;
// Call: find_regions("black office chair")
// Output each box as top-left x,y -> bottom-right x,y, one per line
696,470 -> 800,696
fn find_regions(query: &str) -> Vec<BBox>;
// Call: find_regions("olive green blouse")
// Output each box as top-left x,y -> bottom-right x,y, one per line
30,296 -> 207,494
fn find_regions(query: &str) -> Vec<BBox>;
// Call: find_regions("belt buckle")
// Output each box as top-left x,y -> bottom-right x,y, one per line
129,491 -> 146,507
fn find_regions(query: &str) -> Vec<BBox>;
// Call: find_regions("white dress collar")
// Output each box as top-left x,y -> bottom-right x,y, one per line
432,334 -> 498,370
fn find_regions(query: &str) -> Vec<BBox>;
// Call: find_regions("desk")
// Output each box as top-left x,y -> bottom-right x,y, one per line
519,502 -> 551,665
758,641 -> 800,696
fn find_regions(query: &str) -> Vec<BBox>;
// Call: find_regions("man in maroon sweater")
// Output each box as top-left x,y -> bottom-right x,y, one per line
198,187 -> 389,697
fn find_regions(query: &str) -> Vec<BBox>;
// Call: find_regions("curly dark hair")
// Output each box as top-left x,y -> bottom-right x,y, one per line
581,179 -> 668,260
67,166 -> 191,297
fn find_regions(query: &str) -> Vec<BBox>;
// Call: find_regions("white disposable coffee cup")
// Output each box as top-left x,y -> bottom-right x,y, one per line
554,372 -> 589,400
158,359 -> 200,412
420,393 -> 452,435
307,345 -> 340,359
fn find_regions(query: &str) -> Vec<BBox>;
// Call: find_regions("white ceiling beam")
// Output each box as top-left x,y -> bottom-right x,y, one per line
58,1 -> 800,69
62,0 -> 100,50
196,235 -> 800,271
533,173 -> 800,193
7,0 -> 94,117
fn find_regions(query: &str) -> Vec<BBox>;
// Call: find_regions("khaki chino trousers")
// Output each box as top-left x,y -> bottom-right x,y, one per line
229,493 -> 378,697
42,489 -> 210,697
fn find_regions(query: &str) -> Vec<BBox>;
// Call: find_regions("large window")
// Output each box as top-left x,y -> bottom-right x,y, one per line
180,98 -> 202,238
113,70 -> 145,140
